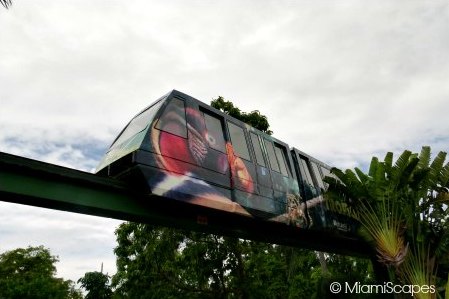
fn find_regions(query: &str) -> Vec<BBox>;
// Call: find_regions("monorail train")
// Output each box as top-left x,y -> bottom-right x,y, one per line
96,90 -> 353,236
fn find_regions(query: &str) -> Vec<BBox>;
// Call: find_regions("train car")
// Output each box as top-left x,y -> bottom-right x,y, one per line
96,90 -> 355,239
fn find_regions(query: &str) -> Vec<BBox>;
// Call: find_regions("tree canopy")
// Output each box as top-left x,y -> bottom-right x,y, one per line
78,271 -> 113,299
112,223 -> 345,298
110,96 -> 376,298
0,246 -> 82,299
211,96 -> 273,135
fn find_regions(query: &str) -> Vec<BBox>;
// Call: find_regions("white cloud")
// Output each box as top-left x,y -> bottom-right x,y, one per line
1,0 -> 448,282
0,202 -> 122,283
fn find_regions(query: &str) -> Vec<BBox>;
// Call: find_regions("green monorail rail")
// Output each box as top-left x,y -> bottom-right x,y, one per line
0,151 -> 371,256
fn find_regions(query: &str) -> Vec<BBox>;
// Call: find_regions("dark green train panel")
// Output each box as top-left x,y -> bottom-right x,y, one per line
96,90 -> 357,240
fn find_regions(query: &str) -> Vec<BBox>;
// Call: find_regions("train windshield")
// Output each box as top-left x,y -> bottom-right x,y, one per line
109,100 -> 164,150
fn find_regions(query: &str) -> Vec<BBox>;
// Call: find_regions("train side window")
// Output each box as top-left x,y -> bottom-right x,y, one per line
203,112 -> 226,153
320,166 -> 332,188
311,161 -> 325,189
227,122 -> 251,161
274,145 -> 289,177
264,139 -> 280,172
155,98 -> 187,138
320,166 -> 331,179
250,133 -> 266,167
299,157 -> 314,185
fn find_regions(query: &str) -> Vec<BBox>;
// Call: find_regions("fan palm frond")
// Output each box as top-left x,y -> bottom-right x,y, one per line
355,167 -> 369,184
391,150 -> 412,189
384,152 -> 393,180
329,167 -> 347,185
429,151 -> 447,187
357,199 -> 408,268
440,162 -> 449,188
325,146 -> 449,291
418,146 -> 431,170
398,156 -> 420,190
401,246 -> 436,299
446,275 -> 449,299
368,156 -> 379,177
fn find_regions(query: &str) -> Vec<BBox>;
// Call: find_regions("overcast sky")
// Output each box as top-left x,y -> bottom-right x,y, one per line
1,0 -> 448,284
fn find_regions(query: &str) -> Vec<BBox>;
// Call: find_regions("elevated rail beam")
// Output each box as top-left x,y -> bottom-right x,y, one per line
0,151 -> 371,257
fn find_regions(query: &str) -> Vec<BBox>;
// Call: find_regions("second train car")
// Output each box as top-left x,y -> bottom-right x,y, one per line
96,90 -> 354,236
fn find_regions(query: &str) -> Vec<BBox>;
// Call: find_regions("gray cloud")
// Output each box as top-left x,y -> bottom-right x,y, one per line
1,0 -> 448,282
0,202 -> 122,282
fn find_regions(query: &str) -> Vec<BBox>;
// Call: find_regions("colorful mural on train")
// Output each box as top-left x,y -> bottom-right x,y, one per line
97,90 -> 337,230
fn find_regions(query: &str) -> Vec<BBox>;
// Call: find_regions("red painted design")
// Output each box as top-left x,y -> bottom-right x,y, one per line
226,143 -> 254,194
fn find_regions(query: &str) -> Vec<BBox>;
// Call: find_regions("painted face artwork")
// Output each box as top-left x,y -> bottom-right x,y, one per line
97,91 -> 357,235
148,98 -> 290,219
226,142 -> 254,194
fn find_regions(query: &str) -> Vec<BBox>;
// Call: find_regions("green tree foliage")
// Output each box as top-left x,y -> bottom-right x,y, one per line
111,96 -> 377,298
211,96 -> 273,135
0,246 -> 82,299
78,271 -> 113,299
113,223 -> 376,299
317,254 -> 379,299
325,146 -> 449,296
112,223 -> 325,299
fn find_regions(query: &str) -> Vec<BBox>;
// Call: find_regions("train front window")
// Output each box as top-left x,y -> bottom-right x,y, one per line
110,100 -> 164,149
155,98 -> 188,138
227,122 -> 251,161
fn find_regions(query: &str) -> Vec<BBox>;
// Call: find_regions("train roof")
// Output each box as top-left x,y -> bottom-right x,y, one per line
97,90 -> 295,172
292,147 -> 333,170
170,90 -> 288,144
97,90 -> 333,175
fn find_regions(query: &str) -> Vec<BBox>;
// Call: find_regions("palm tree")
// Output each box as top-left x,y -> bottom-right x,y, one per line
324,146 -> 449,296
